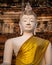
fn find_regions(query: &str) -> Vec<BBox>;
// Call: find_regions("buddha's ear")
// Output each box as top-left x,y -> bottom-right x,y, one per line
33,29 -> 36,35
19,23 -> 23,35
34,21 -> 37,29
33,22 -> 37,35
35,22 -> 37,28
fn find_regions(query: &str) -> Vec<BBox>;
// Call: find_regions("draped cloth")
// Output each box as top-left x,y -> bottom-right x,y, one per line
15,36 -> 49,65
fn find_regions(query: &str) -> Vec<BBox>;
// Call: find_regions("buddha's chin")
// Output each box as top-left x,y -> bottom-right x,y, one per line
25,27 -> 32,30
24,29 -> 33,32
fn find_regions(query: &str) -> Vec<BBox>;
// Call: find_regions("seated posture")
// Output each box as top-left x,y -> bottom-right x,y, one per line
0,3 -> 51,65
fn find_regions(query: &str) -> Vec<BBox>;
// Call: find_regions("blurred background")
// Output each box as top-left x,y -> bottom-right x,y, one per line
0,0 -> 52,65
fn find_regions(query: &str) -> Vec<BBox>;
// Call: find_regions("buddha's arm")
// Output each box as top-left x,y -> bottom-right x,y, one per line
42,42 -> 51,65
1,39 -> 13,65
45,42 -> 51,65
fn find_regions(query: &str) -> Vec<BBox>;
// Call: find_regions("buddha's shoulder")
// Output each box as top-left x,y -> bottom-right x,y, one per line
33,36 -> 49,42
33,36 -> 50,46
5,36 -> 23,43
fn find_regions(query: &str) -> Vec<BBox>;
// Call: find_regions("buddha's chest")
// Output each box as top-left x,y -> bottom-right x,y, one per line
13,37 -> 30,56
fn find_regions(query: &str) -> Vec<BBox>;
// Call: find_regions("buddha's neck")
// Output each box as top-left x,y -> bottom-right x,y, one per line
23,31 -> 33,36
23,30 -> 36,36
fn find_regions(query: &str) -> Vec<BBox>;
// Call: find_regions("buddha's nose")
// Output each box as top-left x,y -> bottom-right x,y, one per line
26,23 -> 31,25
27,20 -> 31,25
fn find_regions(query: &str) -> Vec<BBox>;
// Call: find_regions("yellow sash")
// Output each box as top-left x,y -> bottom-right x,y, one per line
15,36 -> 49,65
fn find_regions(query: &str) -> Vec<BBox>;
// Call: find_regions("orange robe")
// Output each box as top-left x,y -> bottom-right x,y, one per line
15,36 -> 49,65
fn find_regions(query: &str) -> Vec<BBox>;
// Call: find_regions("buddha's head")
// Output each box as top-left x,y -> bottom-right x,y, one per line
19,3 -> 37,35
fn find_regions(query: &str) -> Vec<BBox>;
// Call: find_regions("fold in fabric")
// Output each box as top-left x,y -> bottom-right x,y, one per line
15,36 -> 49,65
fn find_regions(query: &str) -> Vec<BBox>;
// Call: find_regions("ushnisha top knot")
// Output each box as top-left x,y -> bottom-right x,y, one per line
23,2 -> 34,15
20,2 -> 37,19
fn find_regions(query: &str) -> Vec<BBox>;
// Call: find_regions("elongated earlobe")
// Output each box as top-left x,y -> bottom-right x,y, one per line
19,23 -> 23,35
33,23 -> 37,35
33,29 -> 36,35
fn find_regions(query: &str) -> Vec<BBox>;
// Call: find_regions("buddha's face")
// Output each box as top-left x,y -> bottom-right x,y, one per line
20,15 -> 37,32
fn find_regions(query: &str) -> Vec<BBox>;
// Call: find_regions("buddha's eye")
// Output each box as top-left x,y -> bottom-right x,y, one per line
23,20 -> 27,22
24,20 -> 27,22
31,20 -> 34,22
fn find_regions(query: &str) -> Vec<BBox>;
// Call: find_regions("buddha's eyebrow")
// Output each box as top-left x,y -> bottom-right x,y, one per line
30,18 -> 34,20
23,18 -> 27,20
